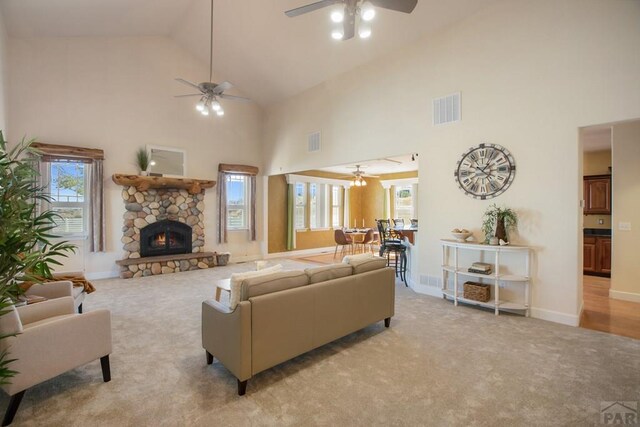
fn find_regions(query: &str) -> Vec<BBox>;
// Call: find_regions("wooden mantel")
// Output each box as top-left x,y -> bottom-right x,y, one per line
112,174 -> 216,194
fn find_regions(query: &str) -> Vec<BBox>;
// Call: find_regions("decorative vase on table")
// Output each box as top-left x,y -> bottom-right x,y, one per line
495,218 -> 507,242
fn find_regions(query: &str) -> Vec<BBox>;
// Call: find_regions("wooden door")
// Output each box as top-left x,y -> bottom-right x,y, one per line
597,237 -> 612,274
583,237 -> 597,273
584,176 -> 611,214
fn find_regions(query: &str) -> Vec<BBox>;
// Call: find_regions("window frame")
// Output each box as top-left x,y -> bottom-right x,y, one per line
309,183 -> 330,230
394,184 -> 415,223
48,160 -> 89,239
294,182 -> 307,230
226,174 -> 250,231
331,185 -> 342,228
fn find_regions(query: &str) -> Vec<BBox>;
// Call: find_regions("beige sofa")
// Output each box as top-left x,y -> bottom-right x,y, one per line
202,258 -> 395,395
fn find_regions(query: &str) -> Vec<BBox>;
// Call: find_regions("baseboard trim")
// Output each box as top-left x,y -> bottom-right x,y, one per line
609,289 -> 640,303
86,271 -> 119,280
413,284 -> 580,326
411,283 -> 443,298
230,255 -> 262,264
529,307 -> 580,327
266,246 -> 337,259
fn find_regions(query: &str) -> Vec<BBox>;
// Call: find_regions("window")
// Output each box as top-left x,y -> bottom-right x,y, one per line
226,175 -> 249,229
332,185 -> 342,228
394,185 -> 414,223
309,183 -> 330,229
49,161 -> 88,236
294,182 -> 307,229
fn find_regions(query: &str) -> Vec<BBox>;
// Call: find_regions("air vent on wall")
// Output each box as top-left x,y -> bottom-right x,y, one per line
308,131 -> 321,152
433,92 -> 461,125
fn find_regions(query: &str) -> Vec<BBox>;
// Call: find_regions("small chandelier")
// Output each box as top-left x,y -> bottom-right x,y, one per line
350,176 -> 367,187
330,1 -> 376,40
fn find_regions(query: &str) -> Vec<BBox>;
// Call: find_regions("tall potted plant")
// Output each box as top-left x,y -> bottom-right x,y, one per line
0,131 -> 76,384
481,204 -> 518,243
135,148 -> 151,176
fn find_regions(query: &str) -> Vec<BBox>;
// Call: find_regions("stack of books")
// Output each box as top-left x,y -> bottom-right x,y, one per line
468,262 -> 493,275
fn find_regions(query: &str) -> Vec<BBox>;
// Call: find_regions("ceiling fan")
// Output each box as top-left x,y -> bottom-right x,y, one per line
285,0 -> 418,40
175,0 -> 250,117
340,165 -> 379,186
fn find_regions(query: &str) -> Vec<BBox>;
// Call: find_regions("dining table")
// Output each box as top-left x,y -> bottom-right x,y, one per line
344,228 -> 379,253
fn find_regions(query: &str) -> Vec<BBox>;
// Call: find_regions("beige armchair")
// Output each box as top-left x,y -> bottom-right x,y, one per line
24,280 -> 85,313
0,297 -> 112,426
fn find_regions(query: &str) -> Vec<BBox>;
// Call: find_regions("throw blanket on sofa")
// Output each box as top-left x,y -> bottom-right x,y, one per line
21,274 -> 96,294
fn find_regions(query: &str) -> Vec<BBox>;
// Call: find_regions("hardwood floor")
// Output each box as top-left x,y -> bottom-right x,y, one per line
580,275 -> 640,340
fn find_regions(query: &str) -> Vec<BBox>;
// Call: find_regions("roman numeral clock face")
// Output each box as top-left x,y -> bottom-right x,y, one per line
454,143 -> 516,199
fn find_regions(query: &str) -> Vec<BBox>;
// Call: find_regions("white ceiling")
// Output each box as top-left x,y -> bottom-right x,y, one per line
1,0 -> 497,105
582,126 -> 612,152
318,154 -> 417,176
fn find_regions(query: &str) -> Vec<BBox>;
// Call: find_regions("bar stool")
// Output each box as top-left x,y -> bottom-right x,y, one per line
376,219 -> 408,286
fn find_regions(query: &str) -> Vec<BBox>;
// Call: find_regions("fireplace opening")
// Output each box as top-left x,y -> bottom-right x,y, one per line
140,220 -> 192,257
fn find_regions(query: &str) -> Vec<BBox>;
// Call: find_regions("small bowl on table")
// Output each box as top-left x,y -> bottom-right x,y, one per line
451,231 -> 472,242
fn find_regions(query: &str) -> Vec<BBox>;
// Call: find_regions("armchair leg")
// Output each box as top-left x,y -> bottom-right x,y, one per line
237,379 -> 248,396
2,390 -> 25,426
78,303 -> 83,313
100,355 -> 111,382
384,317 -> 391,328
206,351 -> 213,365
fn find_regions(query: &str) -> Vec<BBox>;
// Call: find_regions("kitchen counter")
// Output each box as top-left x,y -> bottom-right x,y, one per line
584,228 -> 611,237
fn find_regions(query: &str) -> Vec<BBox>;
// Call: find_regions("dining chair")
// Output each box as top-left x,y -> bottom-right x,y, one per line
393,218 -> 405,228
410,219 -> 418,228
360,229 -> 375,254
334,229 -> 353,258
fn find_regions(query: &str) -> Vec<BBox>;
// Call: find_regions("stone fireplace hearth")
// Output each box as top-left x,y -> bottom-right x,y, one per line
115,185 -> 215,279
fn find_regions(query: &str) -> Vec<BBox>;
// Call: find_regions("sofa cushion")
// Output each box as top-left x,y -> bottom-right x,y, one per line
229,265 -> 283,309
305,264 -> 353,284
342,252 -> 373,264
241,270 -> 309,300
350,256 -> 388,275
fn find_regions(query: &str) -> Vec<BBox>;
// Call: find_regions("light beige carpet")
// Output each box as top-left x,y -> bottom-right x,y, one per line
2,259 -> 639,426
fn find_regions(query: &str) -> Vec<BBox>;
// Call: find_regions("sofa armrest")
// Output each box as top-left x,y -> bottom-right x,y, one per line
2,309 -> 112,395
202,299 -> 252,381
25,281 -> 73,299
17,296 -> 75,326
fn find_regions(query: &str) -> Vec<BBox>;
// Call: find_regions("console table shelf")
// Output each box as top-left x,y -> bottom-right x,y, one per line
440,239 -> 532,316
112,174 -> 216,194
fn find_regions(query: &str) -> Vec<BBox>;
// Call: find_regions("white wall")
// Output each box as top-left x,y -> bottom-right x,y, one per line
8,36 -> 264,278
0,8 -> 8,133
264,0 -> 640,325
611,120 -> 640,302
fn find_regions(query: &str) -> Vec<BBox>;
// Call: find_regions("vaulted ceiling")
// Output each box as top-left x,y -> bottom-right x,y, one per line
1,0 -> 496,105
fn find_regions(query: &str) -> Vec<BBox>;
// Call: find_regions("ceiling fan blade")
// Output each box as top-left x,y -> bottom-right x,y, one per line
175,78 -> 202,90
213,81 -> 233,94
370,0 -> 417,13
219,94 -> 252,103
174,94 -> 202,98
363,174 -> 380,178
285,0 -> 339,17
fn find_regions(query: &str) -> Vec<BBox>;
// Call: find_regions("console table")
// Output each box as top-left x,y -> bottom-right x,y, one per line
440,239 -> 532,316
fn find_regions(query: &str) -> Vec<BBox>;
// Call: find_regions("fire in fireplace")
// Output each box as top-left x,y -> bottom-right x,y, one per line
140,220 -> 192,257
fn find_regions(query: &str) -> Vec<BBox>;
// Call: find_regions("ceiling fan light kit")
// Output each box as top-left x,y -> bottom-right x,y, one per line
175,0 -> 250,117
285,0 -> 417,41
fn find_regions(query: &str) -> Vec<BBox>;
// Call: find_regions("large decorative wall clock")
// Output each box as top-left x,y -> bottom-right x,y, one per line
454,143 -> 516,199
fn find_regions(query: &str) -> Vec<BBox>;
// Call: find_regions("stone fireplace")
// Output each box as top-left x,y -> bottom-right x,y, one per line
114,181 -> 216,279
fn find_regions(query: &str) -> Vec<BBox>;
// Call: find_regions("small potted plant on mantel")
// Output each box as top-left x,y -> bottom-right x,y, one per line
135,148 -> 151,176
481,204 -> 518,245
